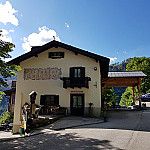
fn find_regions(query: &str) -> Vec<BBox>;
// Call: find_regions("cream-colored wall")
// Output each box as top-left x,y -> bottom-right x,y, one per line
13,47 -> 101,133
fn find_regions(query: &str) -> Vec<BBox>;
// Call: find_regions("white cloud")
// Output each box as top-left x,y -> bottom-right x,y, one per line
0,29 -> 13,43
0,1 -> 19,26
22,26 -> 61,52
9,29 -> 14,33
108,57 -> 117,64
65,22 -> 70,28
4,57 -> 13,62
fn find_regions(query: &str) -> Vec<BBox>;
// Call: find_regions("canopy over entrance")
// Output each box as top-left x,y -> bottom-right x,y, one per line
102,71 -> 146,88
102,71 -> 147,108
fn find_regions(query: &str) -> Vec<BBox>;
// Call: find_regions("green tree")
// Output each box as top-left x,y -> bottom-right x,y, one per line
119,87 -> 139,106
126,57 -> 150,94
0,111 -> 13,124
103,87 -> 118,106
0,30 -> 21,101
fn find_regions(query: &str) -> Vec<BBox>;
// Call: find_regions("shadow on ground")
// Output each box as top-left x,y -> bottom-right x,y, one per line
68,110 -> 150,133
1,131 -> 122,150
29,110 -> 150,134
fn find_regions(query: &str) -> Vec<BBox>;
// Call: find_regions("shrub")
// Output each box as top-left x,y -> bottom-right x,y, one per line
0,111 -> 13,124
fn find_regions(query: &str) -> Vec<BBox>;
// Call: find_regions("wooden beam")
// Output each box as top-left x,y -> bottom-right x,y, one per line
132,87 -> 135,104
138,77 -> 141,85
103,77 -> 139,83
137,85 -> 141,94
54,45 -> 58,48
137,78 -> 141,94
102,77 -> 139,87
74,52 -> 78,55
103,82 -> 138,87
102,84 -> 107,94
137,79 -> 141,108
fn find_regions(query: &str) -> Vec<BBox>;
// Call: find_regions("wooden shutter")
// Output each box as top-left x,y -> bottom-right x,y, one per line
80,67 -> 85,78
40,95 -> 45,105
61,52 -> 64,58
54,95 -> 59,106
70,67 -> 74,79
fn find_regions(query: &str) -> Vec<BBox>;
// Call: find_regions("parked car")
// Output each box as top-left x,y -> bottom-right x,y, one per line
121,105 -> 127,108
110,105 -> 121,108
127,106 -> 134,109
140,93 -> 150,102
0,124 -> 4,131
0,123 -> 13,131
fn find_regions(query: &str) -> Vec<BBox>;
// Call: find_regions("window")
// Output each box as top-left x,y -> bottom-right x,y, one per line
40,95 -> 59,106
70,67 -> 85,78
74,68 -> 81,78
49,52 -> 64,59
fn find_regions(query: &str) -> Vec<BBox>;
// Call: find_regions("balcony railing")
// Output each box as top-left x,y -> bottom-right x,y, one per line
60,77 -> 91,88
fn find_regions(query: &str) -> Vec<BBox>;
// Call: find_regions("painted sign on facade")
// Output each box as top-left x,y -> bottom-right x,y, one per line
24,67 -> 62,80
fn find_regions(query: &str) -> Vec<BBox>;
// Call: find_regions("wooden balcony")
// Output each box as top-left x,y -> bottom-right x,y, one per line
60,77 -> 91,88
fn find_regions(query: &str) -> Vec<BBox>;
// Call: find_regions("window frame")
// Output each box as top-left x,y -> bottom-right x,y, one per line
48,52 -> 64,59
40,95 -> 59,106
70,67 -> 85,79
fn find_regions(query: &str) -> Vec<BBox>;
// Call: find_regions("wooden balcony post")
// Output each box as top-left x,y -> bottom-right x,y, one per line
102,84 -> 107,94
101,84 -> 107,110
137,78 -> 141,108
132,86 -> 135,105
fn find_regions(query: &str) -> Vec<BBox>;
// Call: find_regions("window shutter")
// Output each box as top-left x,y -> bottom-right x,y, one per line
40,95 -> 45,105
81,67 -> 85,78
54,95 -> 59,106
70,67 -> 74,79
61,52 -> 64,58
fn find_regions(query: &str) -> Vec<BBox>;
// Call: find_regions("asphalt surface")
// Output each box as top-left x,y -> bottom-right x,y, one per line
0,110 -> 150,150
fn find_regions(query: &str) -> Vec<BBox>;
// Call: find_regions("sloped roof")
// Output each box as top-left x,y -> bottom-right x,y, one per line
108,71 -> 147,78
7,40 -> 110,78
102,71 -> 147,87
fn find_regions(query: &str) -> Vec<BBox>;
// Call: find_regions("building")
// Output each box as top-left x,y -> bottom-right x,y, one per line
4,81 -> 16,114
8,40 -> 109,133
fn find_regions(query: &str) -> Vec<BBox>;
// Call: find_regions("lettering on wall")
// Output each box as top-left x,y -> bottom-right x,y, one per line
24,68 -> 62,80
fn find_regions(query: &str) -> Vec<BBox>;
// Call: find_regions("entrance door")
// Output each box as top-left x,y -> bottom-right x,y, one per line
71,94 -> 84,116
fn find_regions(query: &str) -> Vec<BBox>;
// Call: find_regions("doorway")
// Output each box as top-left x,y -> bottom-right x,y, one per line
70,94 -> 84,116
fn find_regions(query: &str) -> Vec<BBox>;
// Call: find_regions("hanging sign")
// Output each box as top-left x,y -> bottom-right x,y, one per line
24,67 -> 62,80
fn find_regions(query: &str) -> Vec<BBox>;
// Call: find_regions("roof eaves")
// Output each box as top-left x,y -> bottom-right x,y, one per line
8,40 -> 109,65
7,40 -> 110,78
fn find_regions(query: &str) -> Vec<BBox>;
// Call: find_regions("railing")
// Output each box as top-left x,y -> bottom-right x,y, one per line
61,77 -> 91,88
39,106 -> 68,116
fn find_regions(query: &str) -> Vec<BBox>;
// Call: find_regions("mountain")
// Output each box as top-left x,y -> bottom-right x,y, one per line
0,73 -> 17,90
109,58 -> 132,71
0,74 -> 17,116
0,96 -> 9,116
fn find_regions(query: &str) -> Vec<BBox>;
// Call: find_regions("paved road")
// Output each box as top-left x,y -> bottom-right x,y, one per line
1,110 -> 150,150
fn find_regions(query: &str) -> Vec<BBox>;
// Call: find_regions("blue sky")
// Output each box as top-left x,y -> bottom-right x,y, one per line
0,0 -> 150,64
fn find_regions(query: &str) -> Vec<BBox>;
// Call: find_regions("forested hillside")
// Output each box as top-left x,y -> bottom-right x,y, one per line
109,58 -> 132,71
109,57 -> 150,106
109,58 -> 133,102
0,75 -> 17,116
